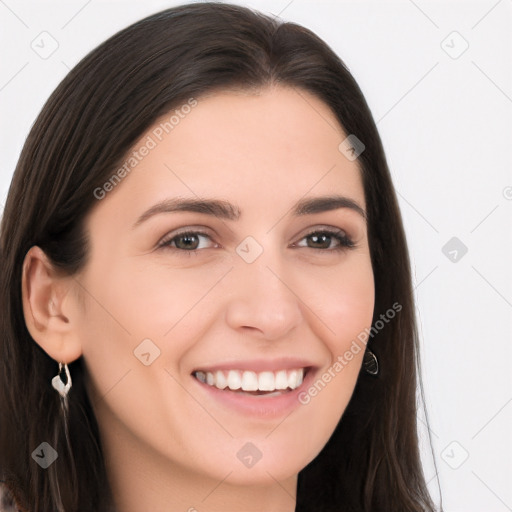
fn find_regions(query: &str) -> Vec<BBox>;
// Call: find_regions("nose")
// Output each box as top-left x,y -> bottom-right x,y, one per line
224,255 -> 303,341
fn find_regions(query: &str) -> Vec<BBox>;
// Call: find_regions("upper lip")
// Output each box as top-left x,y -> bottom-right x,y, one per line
191,357 -> 318,374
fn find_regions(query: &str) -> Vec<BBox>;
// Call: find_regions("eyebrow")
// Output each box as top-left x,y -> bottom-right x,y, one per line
133,194 -> 366,228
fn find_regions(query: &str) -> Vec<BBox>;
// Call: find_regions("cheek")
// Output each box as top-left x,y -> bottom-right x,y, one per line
74,259 -> 212,468
299,253 -> 375,350
329,262 -> 375,352
74,256 -> 229,428
294,254 -> 374,425
78,256 -> 227,352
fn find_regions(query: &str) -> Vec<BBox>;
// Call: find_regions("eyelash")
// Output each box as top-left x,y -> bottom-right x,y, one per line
157,228 -> 356,256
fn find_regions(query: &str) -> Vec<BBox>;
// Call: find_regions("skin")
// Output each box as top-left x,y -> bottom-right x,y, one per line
22,86 -> 374,512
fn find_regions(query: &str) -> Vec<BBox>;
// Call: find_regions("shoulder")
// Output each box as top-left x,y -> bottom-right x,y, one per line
0,482 -> 25,512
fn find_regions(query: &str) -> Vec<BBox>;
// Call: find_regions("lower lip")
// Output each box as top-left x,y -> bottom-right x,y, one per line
191,368 -> 316,418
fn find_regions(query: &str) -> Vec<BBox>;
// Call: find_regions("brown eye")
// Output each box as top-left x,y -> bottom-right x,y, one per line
174,233 -> 201,250
158,231 -> 214,252
296,229 -> 355,251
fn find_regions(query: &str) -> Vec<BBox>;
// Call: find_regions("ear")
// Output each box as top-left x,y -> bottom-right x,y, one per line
21,246 -> 83,364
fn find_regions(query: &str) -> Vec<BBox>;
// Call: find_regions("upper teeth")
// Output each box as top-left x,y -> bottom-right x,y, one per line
194,368 -> 305,392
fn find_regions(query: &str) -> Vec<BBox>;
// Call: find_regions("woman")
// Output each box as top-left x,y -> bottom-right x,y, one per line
0,3 -> 439,511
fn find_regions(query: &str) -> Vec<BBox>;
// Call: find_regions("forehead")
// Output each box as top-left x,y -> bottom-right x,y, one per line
90,86 -> 365,225
155,86 -> 354,175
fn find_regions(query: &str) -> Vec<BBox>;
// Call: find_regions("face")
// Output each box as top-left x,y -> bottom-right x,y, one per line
72,86 -> 374,488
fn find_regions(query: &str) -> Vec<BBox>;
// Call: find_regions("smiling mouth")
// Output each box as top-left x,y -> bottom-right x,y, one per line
192,367 -> 309,396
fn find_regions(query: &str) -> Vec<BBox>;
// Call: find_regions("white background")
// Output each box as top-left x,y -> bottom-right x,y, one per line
1,1 -> 511,510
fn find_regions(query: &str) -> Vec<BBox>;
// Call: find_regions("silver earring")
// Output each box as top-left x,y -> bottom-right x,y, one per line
363,349 -> 379,376
51,362 -> 72,398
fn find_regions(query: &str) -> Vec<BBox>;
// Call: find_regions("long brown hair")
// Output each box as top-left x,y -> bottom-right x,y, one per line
0,3 -> 439,511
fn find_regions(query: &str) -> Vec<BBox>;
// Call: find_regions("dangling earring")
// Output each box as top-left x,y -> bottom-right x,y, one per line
51,362 -> 73,465
51,362 -> 72,398
363,349 -> 379,376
